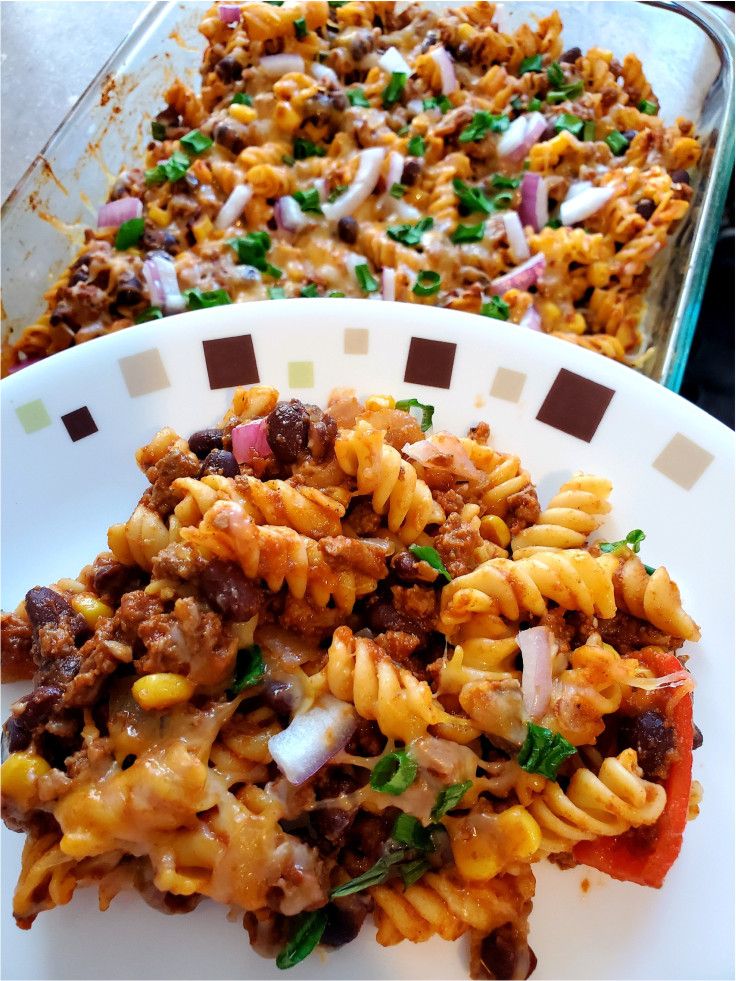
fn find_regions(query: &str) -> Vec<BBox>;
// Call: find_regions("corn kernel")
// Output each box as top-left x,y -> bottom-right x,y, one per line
449,806 -> 541,880
539,300 -> 561,329
147,205 -> 170,228
274,102 -> 301,133
458,22 -> 475,42
567,312 -> 587,335
588,261 -> 610,288
365,394 -> 396,411
71,594 -> 113,629
229,102 -> 257,124
480,515 -> 511,548
1,752 -> 50,806
192,215 -> 213,244
132,673 -> 195,711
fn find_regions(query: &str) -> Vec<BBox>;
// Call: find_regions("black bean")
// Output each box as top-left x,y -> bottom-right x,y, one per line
321,897 -> 370,948
542,122 -> 557,142
262,679 -> 294,719
199,449 -> 239,478
453,41 -> 472,63
54,655 -> 81,682
692,723 -> 703,750
670,168 -> 691,185
3,716 -> 32,755
116,274 -> 144,306
621,710 -> 673,779
215,54 -> 243,82
25,587 -> 75,631
121,754 -> 136,770
92,558 -> 140,604
19,685 -> 64,729
199,559 -> 261,620
635,197 -> 656,221
337,215 -> 358,245
391,551 -> 427,583
49,301 -> 76,328
69,265 -> 90,287
350,30 -> 374,61
420,31 -> 439,54
310,807 -> 356,846
188,428 -> 224,459
478,924 -> 536,980
367,602 -> 420,636
213,121 -> 246,156
266,400 -> 310,464
401,158 -> 422,186
560,46 -> 582,63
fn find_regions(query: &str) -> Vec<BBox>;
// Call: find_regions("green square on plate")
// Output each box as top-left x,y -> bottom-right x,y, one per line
288,361 -> 314,388
16,399 -> 52,434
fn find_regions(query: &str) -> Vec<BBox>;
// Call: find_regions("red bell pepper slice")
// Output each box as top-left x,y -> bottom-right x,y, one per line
573,647 -> 694,888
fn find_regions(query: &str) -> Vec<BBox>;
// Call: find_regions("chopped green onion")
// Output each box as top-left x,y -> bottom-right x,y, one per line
453,178 -> 494,215
639,99 -> 658,115
135,307 -> 163,324
370,749 -> 418,795
292,187 -> 323,214
282,153 -> 295,166
151,120 -> 166,141
518,723 -> 576,780
599,529 -> 646,555
268,286 -> 286,299
399,858 -> 431,887
408,135 -> 426,157
481,296 -> 510,321
423,94 -> 452,113
229,645 -> 265,696
300,282 -> 320,297
330,851 -> 409,898
546,80 -> 584,104
355,263 -> 379,293
527,97 -> 542,111
114,217 -> 145,250
232,92 -> 253,106
229,230 -> 281,277
491,189 -> 514,209
180,129 -> 213,155
386,216 -> 433,248
491,173 -> 521,189
546,217 -> 562,228
392,813 -> 433,849
327,184 -> 348,204
397,124 -> 410,136
430,780 -> 472,821
644,564 -> 656,576
293,16 -> 307,39
451,222 -> 485,244
382,72 -> 407,109
348,88 -> 370,107
459,111 -> 510,143
276,910 -> 327,970
145,149 -> 191,185
390,182 -> 407,198
412,270 -> 441,296
605,130 -> 629,155
328,290 -> 346,297
293,138 -> 326,160
184,287 -> 231,309
328,0 -> 347,5
546,61 -> 565,87
408,544 -> 450,581
510,95 -> 523,111
554,113 -> 584,137
395,397 -> 434,431
519,54 -> 543,75
583,120 -> 596,142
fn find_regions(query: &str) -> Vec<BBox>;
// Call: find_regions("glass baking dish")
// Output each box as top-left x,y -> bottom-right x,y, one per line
1,0 -> 733,390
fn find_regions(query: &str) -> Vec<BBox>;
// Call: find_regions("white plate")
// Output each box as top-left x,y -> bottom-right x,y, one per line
2,300 -> 734,981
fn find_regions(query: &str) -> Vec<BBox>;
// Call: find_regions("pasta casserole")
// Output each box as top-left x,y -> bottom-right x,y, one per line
1,384 -> 702,978
2,1 -> 699,376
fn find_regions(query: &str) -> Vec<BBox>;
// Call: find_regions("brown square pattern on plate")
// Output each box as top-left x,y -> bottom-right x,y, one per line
202,335 -> 259,390
536,368 -> 615,442
404,337 -> 456,389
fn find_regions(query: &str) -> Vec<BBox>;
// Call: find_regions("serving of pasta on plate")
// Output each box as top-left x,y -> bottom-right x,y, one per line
0,383 -> 702,979
3,0 -> 700,377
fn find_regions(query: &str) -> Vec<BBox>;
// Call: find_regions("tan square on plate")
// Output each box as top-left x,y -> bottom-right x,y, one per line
490,367 -> 526,403
118,349 -> 170,398
652,433 -> 714,490
344,328 -> 369,355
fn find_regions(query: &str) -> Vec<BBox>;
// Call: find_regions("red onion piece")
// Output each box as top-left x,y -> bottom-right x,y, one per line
382,267 -> 396,301
142,252 -> 184,313
378,46 -> 412,76
430,46 -> 457,95
218,5 -> 241,23
275,195 -> 311,233
231,418 -> 272,464
518,172 -> 548,232
268,695 -> 357,785
97,196 -> 142,229
214,183 -> 252,230
403,433 -> 480,480
498,112 -> 547,163
8,356 -> 43,374
490,252 -> 545,295
322,147 -> 385,221
311,62 -> 338,85
260,54 -> 305,78
519,626 -> 555,720
519,306 -> 542,332
502,211 -> 530,263
560,185 -> 615,226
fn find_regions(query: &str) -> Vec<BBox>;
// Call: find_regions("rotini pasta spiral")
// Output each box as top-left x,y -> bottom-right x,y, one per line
511,473 -> 612,558
108,504 -> 175,572
601,551 -> 700,640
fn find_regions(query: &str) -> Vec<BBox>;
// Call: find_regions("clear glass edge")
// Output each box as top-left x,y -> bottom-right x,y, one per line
1,0 -> 733,392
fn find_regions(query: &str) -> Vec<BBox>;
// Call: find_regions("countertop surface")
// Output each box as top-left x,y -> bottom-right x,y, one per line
1,1 -> 733,425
